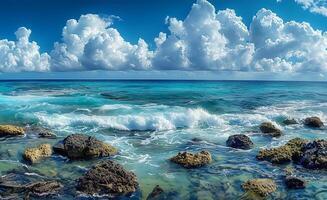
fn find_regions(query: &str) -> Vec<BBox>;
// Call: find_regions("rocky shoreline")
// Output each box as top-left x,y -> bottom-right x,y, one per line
0,116 -> 326,199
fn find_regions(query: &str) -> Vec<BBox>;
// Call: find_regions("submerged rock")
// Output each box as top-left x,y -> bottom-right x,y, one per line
259,122 -> 282,137
242,178 -> 277,197
23,144 -> 52,164
283,118 -> 298,125
304,117 -> 324,128
256,138 -> 307,164
146,185 -> 164,200
300,140 -> 327,169
226,134 -> 253,150
285,176 -> 306,189
76,160 -> 138,196
170,151 -> 212,168
0,125 -> 25,137
25,126 -> 57,138
53,134 -> 117,160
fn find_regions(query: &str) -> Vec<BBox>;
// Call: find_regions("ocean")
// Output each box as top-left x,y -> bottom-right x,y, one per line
0,80 -> 326,199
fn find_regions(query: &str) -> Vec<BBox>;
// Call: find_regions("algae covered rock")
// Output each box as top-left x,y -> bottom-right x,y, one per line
76,160 -> 138,196
256,138 -> 307,164
304,117 -> 324,128
285,176 -> 306,189
300,139 -> 327,169
146,185 -> 164,200
242,178 -> 277,197
53,134 -> 117,160
259,122 -> 282,137
23,144 -> 52,164
0,125 -> 25,137
170,151 -> 212,168
226,134 -> 253,150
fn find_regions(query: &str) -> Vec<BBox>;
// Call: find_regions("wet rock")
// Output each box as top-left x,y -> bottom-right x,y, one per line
76,160 -> 138,196
285,176 -> 306,189
170,151 -> 212,168
256,138 -> 307,164
0,125 -> 25,137
25,126 -> 57,138
146,185 -> 164,200
53,134 -> 117,160
283,118 -> 298,125
23,144 -> 52,164
300,140 -> 327,169
259,122 -> 282,137
226,134 -> 253,150
242,178 -> 277,197
304,117 -> 324,128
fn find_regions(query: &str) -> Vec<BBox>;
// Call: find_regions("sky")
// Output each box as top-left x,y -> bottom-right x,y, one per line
0,0 -> 326,80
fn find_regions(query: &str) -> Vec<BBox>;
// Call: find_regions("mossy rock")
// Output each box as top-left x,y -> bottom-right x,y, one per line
170,151 -> 212,168
242,178 -> 277,197
0,125 -> 25,137
23,144 -> 52,164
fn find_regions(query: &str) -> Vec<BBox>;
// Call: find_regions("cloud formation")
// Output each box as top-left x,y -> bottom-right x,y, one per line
294,0 -> 327,17
0,27 -> 50,72
0,0 -> 326,74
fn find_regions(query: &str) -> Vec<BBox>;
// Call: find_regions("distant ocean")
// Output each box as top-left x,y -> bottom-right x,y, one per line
0,80 -> 326,199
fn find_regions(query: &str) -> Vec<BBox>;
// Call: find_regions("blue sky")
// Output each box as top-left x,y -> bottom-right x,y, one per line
0,0 -> 326,80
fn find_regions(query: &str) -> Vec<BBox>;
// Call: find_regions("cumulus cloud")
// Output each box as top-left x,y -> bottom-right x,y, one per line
0,27 -> 49,72
50,14 -> 153,71
295,0 -> 327,17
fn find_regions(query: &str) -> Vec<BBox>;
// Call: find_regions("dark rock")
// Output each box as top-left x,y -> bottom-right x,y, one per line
304,117 -> 324,128
285,176 -> 306,189
146,185 -> 164,200
170,151 -> 212,168
242,178 -> 277,197
259,122 -> 282,137
0,125 -> 25,137
283,118 -> 298,125
256,138 -> 307,164
76,160 -> 138,196
25,126 -> 57,138
226,134 -> 253,150
191,138 -> 202,142
53,134 -> 117,160
300,140 -> 327,169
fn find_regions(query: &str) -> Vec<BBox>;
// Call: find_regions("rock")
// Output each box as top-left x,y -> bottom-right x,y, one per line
26,181 -> 62,198
76,160 -> 138,196
285,176 -> 306,189
25,126 -> 57,138
304,117 -> 324,128
283,118 -> 298,125
170,151 -> 212,168
226,134 -> 254,150
242,178 -> 277,197
256,138 -> 307,164
259,122 -> 282,137
146,185 -> 164,200
300,140 -> 327,169
0,125 -> 25,137
53,134 -> 117,160
23,144 -> 52,164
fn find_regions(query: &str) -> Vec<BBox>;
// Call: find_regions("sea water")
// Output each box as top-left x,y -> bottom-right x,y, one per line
0,80 -> 326,199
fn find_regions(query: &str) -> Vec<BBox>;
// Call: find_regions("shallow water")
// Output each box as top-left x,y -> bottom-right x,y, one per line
0,80 -> 327,199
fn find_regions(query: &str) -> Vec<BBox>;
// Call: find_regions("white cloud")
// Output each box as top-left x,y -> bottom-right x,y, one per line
286,0 -> 327,17
50,14 -> 153,71
0,27 -> 50,72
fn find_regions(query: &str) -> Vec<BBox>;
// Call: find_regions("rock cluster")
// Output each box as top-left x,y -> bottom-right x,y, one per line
53,134 -> 117,160
170,151 -> 212,168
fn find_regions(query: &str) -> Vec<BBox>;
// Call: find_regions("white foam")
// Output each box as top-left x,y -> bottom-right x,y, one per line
36,108 -> 226,131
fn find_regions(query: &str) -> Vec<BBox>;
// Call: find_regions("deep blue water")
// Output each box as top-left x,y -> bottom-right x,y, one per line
0,80 -> 326,199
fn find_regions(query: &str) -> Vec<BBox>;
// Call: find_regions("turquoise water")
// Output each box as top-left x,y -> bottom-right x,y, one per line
0,80 -> 326,199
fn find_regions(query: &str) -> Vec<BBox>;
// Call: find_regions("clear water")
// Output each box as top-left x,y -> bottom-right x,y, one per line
0,80 -> 326,199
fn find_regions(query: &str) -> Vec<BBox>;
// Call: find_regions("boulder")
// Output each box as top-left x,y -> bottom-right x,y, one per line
76,160 -> 138,196
226,134 -> 253,150
146,185 -> 164,200
256,138 -> 307,164
283,118 -> 298,125
0,125 -> 25,137
242,178 -> 277,197
23,144 -> 52,164
53,134 -> 117,160
285,176 -> 306,189
304,117 -> 324,128
259,122 -> 282,137
170,151 -> 212,168
300,140 -> 327,169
